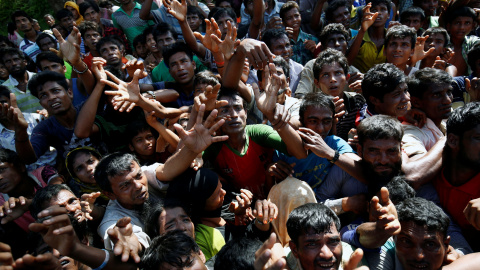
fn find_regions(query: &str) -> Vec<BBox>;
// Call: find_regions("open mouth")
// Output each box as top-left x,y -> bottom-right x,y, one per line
50,102 -> 61,109
397,103 -> 408,111
137,190 -> 148,200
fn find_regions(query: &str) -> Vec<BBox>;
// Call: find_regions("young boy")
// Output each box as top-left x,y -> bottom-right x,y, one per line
132,34 -> 148,60
313,49 -> 365,140
412,0 -> 439,30
187,6 -> 204,33
446,7 -> 480,75
418,27 -> 457,76
78,21 -> 103,69
348,0 -> 391,73
384,25 -> 417,76
400,6 -> 426,36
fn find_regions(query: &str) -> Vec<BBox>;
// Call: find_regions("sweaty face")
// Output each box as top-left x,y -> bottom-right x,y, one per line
289,225 -> 342,270
412,83 -> 452,123
359,138 -> 402,184
129,130 -> 156,158
168,52 -> 196,85
2,54 -> 26,77
402,15 -> 423,31
331,6 -> 351,29
447,16 -> 474,41
323,33 -> 348,55
270,35 -> 292,62
371,82 -> 411,117
218,95 -> 247,136
424,33 -> 446,57
385,37 -> 413,67
283,8 -> 301,30
314,63 -> 347,98
38,37 -> 57,52
39,60 -> 66,75
0,162 -> 23,195
37,81 -> 73,115
99,42 -> 123,66
396,221 -> 448,270
158,207 -> 195,238
50,190 -> 86,222
204,180 -> 226,211
107,161 -> 149,209
302,106 -> 334,139
371,4 -> 389,27
72,152 -> 99,184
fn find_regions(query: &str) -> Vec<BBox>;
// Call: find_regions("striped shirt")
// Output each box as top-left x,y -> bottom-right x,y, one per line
112,3 -> 155,49
2,71 -> 43,113
19,37 -> 41,63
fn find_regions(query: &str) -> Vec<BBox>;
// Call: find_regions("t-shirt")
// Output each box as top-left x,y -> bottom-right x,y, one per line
195,224 -> 225,261
274,135 -> 353,190
150,56 -> 208,83
352,29 -> 386,73
401,118 -> 445,157
2,71 -> 43,113
112,3 -> 155,49
203,124 -> 289,199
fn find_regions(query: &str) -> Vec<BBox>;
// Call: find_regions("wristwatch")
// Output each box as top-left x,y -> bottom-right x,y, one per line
146,90 -> 156,100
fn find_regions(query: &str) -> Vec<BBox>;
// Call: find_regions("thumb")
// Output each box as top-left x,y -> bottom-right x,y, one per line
193,32 -> 204,42
380,187 -> 390,206
115,216 -> 132,228
173,123 -> 187,139
131,69 -> 141,85
344,248 -> 364,270
426,47 -> 436,56
9,93 -> 18,108
466,78 -> 471,90
252,83 -> 261,102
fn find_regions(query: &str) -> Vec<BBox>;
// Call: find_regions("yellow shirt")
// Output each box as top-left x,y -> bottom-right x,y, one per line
352,30 -> 386,73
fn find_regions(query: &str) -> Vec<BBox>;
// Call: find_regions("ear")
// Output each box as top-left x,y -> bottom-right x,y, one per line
63,65 -> 67,74
410,96 -> 422,108
369,95 -> 382,107
104,191 -> 116,200
446,133 -> 459,149
289,241 -> 299,258
128,144 -> 134,152
67,88 -> 74,100
314,78 -> 320,88
357,143 -> 363,158
444,235 -> 451,247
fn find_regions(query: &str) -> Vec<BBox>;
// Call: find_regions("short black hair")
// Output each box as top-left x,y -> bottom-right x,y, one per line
133,34 -> 145,49
162,41 -> 193,68
313,48 -> 349,80
370,0 -> 392,13
400,6 -> 426,23
153,22 -> 178,41
319,23 -> 350,46
125,120 -> 157,147
141,230 -> 201,270
467,44 -> 480,73
214,237 -> 262,270
30,184 -> 74,219
36,51 -> 64,71
407,68 -> 452,99
384,175 -> 416,205
28,71 -> 69,99
299,93 -> 335,126
0,149 -> 23,171
261,28 -> 288,49
11,10 -> 33,24
385,24 -> 417,50
210,7 -> 237,23
396,197 -> 450,239
446,6 -> 476,23
144,198 -> 190,238
194,70 -> 220,88
96,35 -> 125,54
35,32 -> 56,49
218,87 -> 248,111
287,203 -> 340,245
423,27 -> 450,47
56,8 -> 74,21
187,5 -> 204,17
78,21 -> 102,40
0,47 -> 25,65
357,114 -> 404,146
280,1 -> 300,21
325,0 -> 351,23
362,63 -> 406,109
446,101 -> 480,137
94,152 -> 140,193
79,0 -> 100,17
0,85 -> 11,100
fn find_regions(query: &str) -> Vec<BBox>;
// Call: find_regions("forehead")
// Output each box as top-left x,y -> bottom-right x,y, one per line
39,37 -> 54,44
285,7 -> 300,15
53,189 -> 76,203
15,16 -> 28,21
363,138 -> 400,149
158,32 -> 174,39
272,35 -> 289,44
301,224 -> 340,240
86,7 -> 97,13
327,33 -> 347,40
39,60 -> 61,68
133,130 -> 153,139
333,5 -> 349,13
405,15 -> 422,20
320,62 -> 344,72
428,32 -> 446,40
452,16 -> 474,23
109,162 -> 138,183
219,94 -> 243,106
40,81 -> 66,92
73,152 -> 94,165
304,106 -> 334,118
100,42 -> 119,50
399,221 -> 444,240
169,52 -> 190,62
165,207 -> 188,221
85,29 -> 100,35
388,36 -> 412,44
371,3 -> 388,9
217,14 -> 234,22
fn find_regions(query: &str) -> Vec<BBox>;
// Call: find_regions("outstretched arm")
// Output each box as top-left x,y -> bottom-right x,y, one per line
347,4 -> 378,64
139,0 -> 155,20
248,0 -> 264,39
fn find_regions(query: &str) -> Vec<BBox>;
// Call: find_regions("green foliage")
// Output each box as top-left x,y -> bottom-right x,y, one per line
0,0 -> 55,36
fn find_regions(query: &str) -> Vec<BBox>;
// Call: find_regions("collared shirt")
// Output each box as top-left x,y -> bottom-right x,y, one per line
112,3 -> 155,49
447,35 -> 480,75
2,71 -> 43,113
352,29 -> 386,73
18,35 -> 41,62
290,30 -> 318,66
240,0 -> 284,26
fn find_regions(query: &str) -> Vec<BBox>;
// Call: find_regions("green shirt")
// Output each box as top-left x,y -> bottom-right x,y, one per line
151,56 -> 208,83
112,3 -> 155,49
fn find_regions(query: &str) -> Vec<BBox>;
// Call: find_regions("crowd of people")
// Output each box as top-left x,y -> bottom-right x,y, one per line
0,0 -> 480,268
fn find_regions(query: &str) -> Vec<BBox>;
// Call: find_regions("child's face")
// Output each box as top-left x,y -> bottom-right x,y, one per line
129,130 -> 156,157
331,6 -> 351,30
419,0 -> 438,16
283,7 -> 302,30
424,33 -> 446,57
187,13 -> 201,31
448,16 -> 475,41
371,3 -> 389,27
146,33 -> 159,53
194,83 -> 208,97
314,62 -> 347,97
385,36 -> 413,67
402,15 -> 423,31
135,42 -> 148,59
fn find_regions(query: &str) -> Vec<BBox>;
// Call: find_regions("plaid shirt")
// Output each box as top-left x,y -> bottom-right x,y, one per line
104,25 -> 131,53
290,30 -> 318,66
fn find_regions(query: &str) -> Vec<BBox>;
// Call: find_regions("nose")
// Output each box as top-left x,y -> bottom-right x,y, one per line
330,74 -> 337,83
318,244 -> 334,260
415,247 -> 425,261
443,91 -> 453,104
134,179 -> 143,190
402,90 -> 411,102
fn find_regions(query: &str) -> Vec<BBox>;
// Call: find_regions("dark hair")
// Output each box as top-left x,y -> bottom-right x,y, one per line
0,36 -> 16,48
7,23 -> 16,36
287,203 -> 340,244
385,24 -> 417,50
357,115 -> 404,146
384,175 -> 415,205
145,198 -> 190,238
218,87 -> 248,111
400,6 -> 426,23
467,44 -> 480,73
210,7 -> 237,23
214,237 -> 262,270
187,5 -> 204,17
141,230 -> 201,270
36,33 -> 56,49
423,27 -> 450,47
28,71 -> 69,99
142,25 -> 155,44
94,152 -> 139,193
446,6 -> 476,23
280,1 -> 300,21
194,70 -> 220,87
78,21 -> 102,40
325,0 -> 352,23
446,101 -> 480,137
370,0 -> 392,13
396,197 -> 450,239
0,149 -> 23,170
162,41 -> 193,68
66,147 -> 102,180
98,0 -> 113,8
79,0 -> 100,17
362,63 -> 406,108
0,85 -> 11,100
313,48 -> 349,80
261,28 -> 288,49
30,184 -> 74,219
133,34 -> 145,49
35,51 -> 64,71
319,23 -> 350,46
407,68 -> 452,99
125,120 -> 158,147
299,93 -> 335,126
257,57 -> 290,81
215,0 -> 233,7
153,22 -> 178,41
0,47 -> 25,64
56,8 -> 74,21
96,35 -> 125,54
11,10 -> 33,24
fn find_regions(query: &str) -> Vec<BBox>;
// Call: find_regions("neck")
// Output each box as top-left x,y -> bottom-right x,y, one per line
451,36 -> 465,46
227,132 -> 247,152
444,157 -> 479,186
200,217 -> 225,227
24,28 -> 37,41
54,107 -> 77,129
10,176 -> 36,198
13,72 -> 28,83
369,26 -> 385,38
123,1 -> 135,11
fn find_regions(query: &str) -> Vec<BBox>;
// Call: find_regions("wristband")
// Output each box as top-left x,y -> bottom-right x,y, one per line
72,62 -> 89,74
215,61 -> 225,67
92,249 -> 109,270
328,150 -> 340,164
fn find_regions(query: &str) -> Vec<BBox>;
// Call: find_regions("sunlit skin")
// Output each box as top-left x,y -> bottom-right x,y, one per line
424,33 -> 447,57
385,37 -> 413,71
283,8 -> 301,32
37,81 -> 74,116
358,138 -> 402,178
84,30 -> 102,53
38,60 -> 66,75
217,95 -> 248,137
269,35 -> 292,62
204,180 -> 226,211
314,63 -> 347,98
371,3 -> 389,27
158,207 -> 195,238
72,152 -> 99,184
302,107 -> 333,139
106,161 -> 149,210
99,42 -> 123,67
129,130 -> 156,159
50,189 -> 86,222
370,82 -> 411,117
168,52 -> 196,86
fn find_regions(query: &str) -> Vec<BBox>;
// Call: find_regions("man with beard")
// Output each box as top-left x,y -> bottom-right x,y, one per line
1,47 -> 43,113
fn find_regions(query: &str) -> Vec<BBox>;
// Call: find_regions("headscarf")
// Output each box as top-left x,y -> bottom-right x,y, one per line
64,1 -> 84,25
167,168 -> 221,222
267,177 -> 317,247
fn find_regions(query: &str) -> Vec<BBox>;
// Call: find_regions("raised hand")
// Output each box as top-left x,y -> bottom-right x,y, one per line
464,198 -> 480,230
80,192 -> 101,221
344,249 -> 369,270
304,40 -> 317,53
163,0 -> 187,22
254,233 -> 287,270
107,217 -> 142,263
14,253 -> 63,270
174,104 -> 229,153
253,199 -> 278,225
238,39 -> 275,70
403,108 -> 427,128
368,187 -> 401,236
212,21 -> 240,61
410,35 -> 436,65
0,242 -> 14,269
2,93 -> 28,132
361,3 -> 379,32
103,69 -> 142,112
229,189 -> 253,215
465,77 -> 480,102
52,26 -> 82,66
0,196 -> 31,224
253,63 -> 282,120
123,59 -> 148,80
432,56 -> 447,71
298,127 -> 335,159
194,84 -> 229,112
91,57 -> 107,82
267,160 -> 295,181
285,27 -> 294,40
266,17 -> 283,30
194,18 -> 222,53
